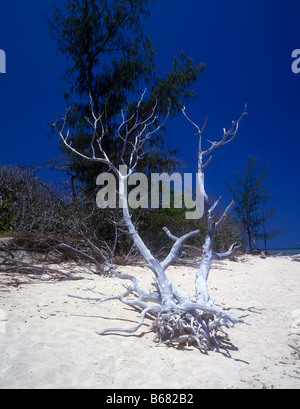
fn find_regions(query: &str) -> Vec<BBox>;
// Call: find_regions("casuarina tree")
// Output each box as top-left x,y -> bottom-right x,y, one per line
49,0 -> 205,186
228,156 -> 283,254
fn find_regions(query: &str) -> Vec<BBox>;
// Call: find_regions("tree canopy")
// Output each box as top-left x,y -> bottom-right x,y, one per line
49,0 -> 206,186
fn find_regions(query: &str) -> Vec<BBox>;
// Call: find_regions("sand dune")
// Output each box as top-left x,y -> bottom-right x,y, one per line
0,255 -> 299,389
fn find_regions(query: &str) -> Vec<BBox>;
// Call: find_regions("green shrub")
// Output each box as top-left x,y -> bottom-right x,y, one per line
0,198 -> 14,232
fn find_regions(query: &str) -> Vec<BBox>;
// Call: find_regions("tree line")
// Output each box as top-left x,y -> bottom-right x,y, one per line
0,162 -> 241,259
0,154 -> 282,257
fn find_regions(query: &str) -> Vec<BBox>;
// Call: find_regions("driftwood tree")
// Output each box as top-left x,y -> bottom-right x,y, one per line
54,93 -> 247,351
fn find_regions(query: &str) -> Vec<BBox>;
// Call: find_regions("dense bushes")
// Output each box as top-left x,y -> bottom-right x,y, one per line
0,164 -> 243,261
0,198 -> 14,232
0,165 -> 59,234
137,202 -> 242,259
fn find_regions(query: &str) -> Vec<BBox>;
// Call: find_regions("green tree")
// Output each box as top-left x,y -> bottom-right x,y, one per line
228,156 -> 283,254
228,156 -> 271,253
49,0 -> 205,186
258,192 -> 284,255
0,198 -> 14,233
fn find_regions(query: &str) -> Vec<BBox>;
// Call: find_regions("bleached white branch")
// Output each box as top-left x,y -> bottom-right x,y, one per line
202,105 -> 248,157
213,242 -> 240,260
215,200 -> 235,229
161,228 -> 200,270
182,104 -> 248,172
182,106 -> 247,308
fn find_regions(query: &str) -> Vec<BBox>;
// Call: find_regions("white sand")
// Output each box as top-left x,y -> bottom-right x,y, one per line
0,255 -> 299,389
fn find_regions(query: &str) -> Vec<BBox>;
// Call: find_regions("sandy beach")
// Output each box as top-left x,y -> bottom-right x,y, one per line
0,255 -> 299,389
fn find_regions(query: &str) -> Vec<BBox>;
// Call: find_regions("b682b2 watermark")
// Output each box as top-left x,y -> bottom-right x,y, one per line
0,49 -> 6,74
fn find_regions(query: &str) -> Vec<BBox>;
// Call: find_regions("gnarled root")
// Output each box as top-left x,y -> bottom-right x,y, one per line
86,286 -> 241,352
69,273 -> 240,352
150,307 -> 237,352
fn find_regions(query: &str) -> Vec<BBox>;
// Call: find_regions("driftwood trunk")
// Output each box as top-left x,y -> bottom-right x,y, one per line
55,93 -> 247,351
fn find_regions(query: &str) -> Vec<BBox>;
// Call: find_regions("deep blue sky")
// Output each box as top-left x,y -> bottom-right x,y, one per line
0,0 -> 300,248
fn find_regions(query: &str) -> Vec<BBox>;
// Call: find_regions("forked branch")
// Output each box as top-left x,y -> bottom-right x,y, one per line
181,106 -> 247,306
